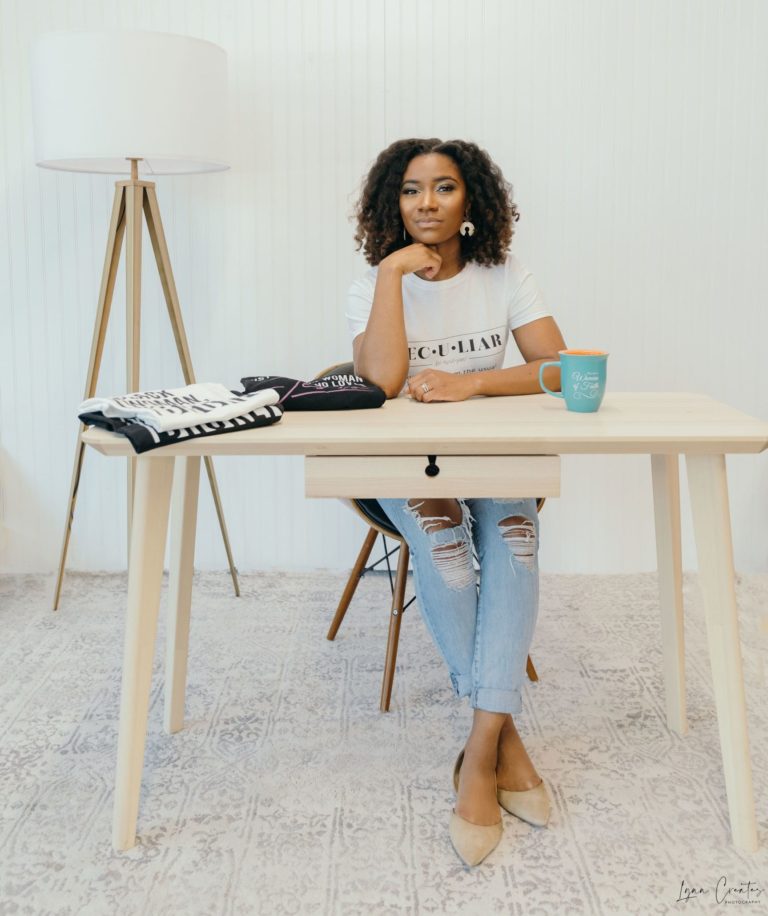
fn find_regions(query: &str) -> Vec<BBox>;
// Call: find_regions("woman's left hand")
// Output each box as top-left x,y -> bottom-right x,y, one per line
406,369 -> 479,402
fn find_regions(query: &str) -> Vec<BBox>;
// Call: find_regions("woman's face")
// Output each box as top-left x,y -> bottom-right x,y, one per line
399,153 -> 467,245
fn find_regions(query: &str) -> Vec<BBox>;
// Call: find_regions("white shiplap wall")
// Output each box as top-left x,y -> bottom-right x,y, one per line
1,0 -> 766,577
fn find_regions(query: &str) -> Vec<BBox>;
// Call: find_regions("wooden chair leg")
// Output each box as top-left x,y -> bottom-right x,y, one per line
526,655 -> 538,682
380,541 -> 409,712
327,527 -> 378,640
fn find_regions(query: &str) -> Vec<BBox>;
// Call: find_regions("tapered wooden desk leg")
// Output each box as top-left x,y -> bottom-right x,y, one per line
327,527 -> 378,640
113,456 -> 174,852
164,457 -> 201,735
686,453 -> 757,852
651,454 -> 687,735
380,542 -> 409,713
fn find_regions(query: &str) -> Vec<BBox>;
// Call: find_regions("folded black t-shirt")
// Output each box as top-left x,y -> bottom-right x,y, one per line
79,404 -> 283,453
240,374 -> 386,410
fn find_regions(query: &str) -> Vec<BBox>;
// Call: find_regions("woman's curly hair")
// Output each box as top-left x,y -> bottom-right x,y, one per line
353,138 -> 519,267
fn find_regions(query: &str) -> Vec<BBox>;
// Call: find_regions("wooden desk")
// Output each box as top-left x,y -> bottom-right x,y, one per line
81,392 -> 768,853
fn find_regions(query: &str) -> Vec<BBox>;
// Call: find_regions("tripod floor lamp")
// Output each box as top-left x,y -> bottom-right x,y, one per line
31,30 -> 240,608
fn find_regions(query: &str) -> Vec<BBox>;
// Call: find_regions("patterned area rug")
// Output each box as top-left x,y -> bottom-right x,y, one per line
1,569 -> 766,915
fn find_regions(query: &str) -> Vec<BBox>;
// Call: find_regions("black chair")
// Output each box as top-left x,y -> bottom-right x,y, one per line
316,361 -> 542,711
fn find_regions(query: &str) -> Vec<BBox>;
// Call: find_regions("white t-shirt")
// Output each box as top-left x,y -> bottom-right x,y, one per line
345,253 -> 551,390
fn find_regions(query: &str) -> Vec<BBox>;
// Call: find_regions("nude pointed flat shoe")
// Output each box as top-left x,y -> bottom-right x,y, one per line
450,751 -> 503,867
449,811 -> 503,867
496,781 -> 551,828
454,749 -> 551,829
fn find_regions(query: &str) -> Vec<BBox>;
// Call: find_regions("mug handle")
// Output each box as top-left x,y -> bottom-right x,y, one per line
539,361 -> 564,398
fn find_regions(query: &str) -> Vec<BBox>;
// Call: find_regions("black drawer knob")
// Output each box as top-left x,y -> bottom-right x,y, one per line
425,455 -> 440,477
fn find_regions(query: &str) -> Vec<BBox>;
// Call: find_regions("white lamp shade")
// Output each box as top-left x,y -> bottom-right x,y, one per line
31,30 -> 229,175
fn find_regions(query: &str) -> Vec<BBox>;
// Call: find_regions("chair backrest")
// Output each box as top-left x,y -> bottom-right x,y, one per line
315,361 -> 355,380
349,498 -> 401,538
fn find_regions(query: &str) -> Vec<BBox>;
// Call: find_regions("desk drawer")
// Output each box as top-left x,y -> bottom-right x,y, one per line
305,455 -> 560,498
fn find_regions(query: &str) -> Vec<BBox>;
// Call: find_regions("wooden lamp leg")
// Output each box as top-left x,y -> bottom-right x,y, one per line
52,186 -> 127,610
143,186 -> 241,597
124,183 -> 143,544
53,177 -> 242,609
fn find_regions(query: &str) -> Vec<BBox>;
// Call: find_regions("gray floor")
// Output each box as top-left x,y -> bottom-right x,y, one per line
1,568 -> 766,915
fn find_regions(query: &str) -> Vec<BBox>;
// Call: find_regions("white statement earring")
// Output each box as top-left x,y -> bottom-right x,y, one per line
459,220 -> 475,237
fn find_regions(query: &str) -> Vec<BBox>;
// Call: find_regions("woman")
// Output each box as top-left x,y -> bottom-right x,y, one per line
345,138 -> 567,867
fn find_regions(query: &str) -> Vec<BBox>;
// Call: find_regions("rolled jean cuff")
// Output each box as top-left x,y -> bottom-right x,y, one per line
450,672 -> 473,699
470,686 -> 523,715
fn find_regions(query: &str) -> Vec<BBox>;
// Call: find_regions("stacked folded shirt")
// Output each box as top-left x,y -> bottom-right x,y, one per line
78,382 -> 282,453
240,373 -> 386,409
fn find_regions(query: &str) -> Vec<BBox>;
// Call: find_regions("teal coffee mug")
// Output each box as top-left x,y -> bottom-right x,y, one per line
538,349 -> 609,412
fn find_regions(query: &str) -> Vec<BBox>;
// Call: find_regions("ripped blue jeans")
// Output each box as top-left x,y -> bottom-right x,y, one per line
378,497 -> 540,715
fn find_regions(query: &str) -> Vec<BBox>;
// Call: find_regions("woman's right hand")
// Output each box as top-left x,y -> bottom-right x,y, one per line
380,243 -> 442,280
358,244 -> 437,396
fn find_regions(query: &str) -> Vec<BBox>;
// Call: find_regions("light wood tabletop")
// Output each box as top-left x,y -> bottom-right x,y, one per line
81,391 -> 768,456
79,391 -> 768,853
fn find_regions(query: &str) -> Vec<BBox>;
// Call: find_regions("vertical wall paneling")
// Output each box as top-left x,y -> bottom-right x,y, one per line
0,0 -> 766,574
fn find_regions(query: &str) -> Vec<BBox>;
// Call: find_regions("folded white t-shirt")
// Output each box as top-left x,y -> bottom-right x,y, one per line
79,383 -> 280,433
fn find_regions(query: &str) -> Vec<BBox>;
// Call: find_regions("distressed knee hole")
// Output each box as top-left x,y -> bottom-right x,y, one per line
498,515 -> 537,572
405,498 -> 463,534
405,498 -> 475,590
429,540 -> 475,590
